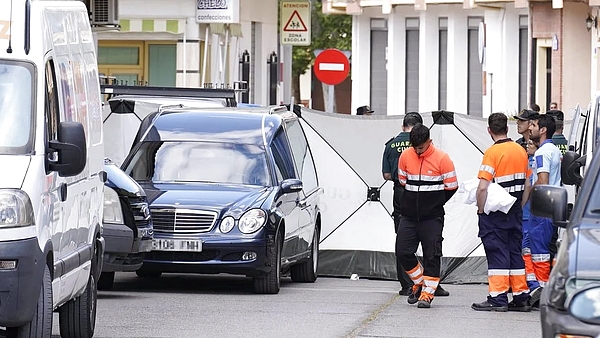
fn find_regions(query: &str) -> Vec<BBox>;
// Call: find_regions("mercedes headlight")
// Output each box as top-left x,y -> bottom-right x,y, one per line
220,216 -> 235,233
238,209 -> 266,234
103,187 -> 124,224
0,189 -> 34,228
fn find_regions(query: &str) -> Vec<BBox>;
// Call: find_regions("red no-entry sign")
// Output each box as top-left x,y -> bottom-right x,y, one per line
314,49 -> 350,86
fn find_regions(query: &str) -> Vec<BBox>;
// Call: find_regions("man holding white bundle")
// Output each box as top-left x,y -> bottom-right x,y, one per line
471,113 -> 531,312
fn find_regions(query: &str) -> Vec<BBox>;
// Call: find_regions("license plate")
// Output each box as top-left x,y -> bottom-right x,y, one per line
152,239 -> 202,252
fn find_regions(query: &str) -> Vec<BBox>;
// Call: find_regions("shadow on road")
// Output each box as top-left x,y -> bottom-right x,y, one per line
107,272 -> 295,296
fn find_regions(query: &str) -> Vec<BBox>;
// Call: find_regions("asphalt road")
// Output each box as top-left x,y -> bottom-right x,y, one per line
44,272 -> 541,338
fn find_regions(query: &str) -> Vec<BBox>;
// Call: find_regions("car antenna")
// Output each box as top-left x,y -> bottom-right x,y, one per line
289,96 -> 295,112
6,0 -> 13,53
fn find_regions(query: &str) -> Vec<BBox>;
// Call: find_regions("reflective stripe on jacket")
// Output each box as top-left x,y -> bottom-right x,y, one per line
397,144 -> 458,220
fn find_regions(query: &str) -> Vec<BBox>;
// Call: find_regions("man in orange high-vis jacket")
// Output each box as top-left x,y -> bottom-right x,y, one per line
396,124 -> 458,309
471,113 -> 531,312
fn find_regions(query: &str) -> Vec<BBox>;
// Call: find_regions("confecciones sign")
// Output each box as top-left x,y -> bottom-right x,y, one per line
196,0 -> 240,23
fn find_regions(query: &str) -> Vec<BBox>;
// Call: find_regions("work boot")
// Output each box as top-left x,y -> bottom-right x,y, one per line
407,285 -> 422,304
434,285 -> 450,297
398,287 -> 413,296
417,299 -> 431,308
508,301 -> 532,312
417,293 -> 434,308
529,286 -> 543,308
471,300 -> 508,312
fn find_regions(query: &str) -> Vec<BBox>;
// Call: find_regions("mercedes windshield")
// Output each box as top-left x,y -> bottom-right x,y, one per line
124,141 -> 270,186
0,60 -> 35,155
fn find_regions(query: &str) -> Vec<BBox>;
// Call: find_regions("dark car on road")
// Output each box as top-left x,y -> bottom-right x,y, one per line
100,159 -> 153,290
121,106 -> 323,294
530,147 -> 600,338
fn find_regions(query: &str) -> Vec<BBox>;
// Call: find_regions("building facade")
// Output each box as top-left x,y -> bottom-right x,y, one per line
94,0 -> 279,105
324,0 -> 599,118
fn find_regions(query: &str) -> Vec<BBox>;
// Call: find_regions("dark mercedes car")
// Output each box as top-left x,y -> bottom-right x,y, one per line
530,148 -> 600,337
121,106 -> 323,294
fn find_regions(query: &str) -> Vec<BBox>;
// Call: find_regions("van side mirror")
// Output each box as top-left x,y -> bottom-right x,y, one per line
48,121 -> 87,177
561,151 -> 585,186
530,185 -> 569,228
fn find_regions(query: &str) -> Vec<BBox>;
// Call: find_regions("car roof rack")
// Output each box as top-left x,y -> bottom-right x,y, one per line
100,82 -> 243,107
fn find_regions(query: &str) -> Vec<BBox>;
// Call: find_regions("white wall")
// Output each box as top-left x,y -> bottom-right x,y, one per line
419,11 -> 440,113
119,0 -> 197,18
351,13 -> 372,114
240,0 -> 278,105
351,3 -> 526,116
483,5 -> 523,117
563,2 -> 592,117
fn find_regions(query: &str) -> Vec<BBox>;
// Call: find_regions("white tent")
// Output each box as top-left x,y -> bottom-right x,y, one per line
298,108 -> 565,284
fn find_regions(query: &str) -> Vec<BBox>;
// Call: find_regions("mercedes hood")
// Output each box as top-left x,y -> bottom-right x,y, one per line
140,182 -> 271,218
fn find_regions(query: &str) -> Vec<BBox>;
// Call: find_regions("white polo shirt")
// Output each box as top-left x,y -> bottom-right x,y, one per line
532,140 -> 562,187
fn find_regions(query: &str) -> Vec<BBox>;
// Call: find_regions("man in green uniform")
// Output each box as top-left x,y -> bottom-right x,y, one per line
382,112 -> 450,297
547,110 -> 568,155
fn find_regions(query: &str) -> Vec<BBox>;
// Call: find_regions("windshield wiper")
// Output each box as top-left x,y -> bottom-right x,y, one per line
588,209 -> 600,214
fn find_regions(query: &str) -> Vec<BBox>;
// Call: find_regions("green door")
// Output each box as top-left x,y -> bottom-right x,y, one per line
148,44 -> 176,87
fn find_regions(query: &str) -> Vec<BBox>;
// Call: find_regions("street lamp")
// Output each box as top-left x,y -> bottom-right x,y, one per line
586,14 -> 597,32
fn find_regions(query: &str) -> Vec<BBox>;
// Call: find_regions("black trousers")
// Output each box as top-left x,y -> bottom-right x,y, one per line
393,185 -> 414,289
396,216 -> 443,279
392,181 -> 414,289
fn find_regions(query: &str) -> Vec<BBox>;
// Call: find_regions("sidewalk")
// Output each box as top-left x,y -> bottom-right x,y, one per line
347,283 -> 542,338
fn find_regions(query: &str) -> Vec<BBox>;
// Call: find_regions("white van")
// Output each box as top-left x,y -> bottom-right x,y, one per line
0,1 -> 104,337
562,96 -> 600,189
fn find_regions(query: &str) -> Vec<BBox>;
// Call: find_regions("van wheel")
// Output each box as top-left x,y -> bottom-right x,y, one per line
5,264 -> 53,338
135,269 -> 162,278
58,267 -> 97,338
253,230 -> 282,294
97,272 -> 115,291
290,226 -> 319,283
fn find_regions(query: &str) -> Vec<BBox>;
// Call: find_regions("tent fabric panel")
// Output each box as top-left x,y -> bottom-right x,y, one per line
317,250 -> 488,284
318,250 -> 397,281
103,113 -> 145,166
441,256 -> 488,283
299,119 -> 371,242
318,202 -> 396,252
300,109 -> 433,188
427,123 -> 484,258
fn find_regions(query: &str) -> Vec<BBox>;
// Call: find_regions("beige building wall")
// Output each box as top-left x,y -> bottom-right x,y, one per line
562,2 -> 591,117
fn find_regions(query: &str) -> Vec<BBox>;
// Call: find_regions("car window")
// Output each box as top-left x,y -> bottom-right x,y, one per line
584,170 -> 600,215
0,60 -> 35,154
285,119 -> 318,192
270,128 -> 296,182
124,141 -> 269,186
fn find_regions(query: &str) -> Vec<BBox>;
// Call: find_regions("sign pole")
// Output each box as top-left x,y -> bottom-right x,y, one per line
326,85 -> 335,113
